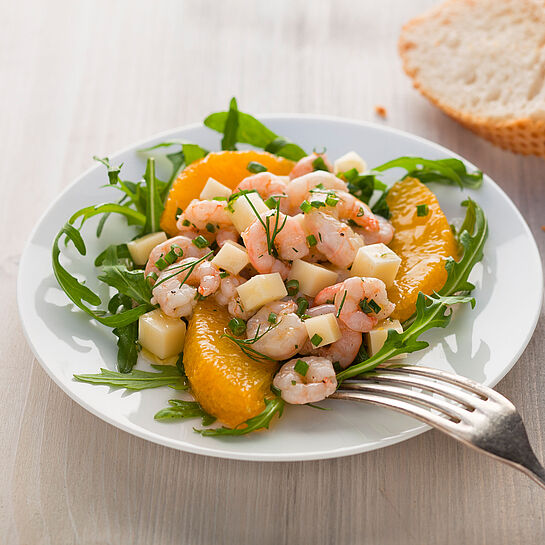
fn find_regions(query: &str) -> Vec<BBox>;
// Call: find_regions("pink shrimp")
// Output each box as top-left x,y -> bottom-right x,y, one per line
235,172 -> 288,200
299,304 -> 362,368
354,214 -> 395,245
314,276 -> 395,332
144,235 -> 210,278
335,191 -> 380,232
242,210 -> 309,279
289,153 -> 333,180
172,257 -> 221,296
213,274 -> 253,319
303,210 -> 363,269
285,171 -> 347,215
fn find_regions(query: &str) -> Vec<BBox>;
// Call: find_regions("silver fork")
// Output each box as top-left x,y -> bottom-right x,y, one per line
331,365 -> 545,489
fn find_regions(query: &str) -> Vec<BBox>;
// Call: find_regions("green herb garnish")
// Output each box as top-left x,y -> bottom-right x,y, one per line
359,298 -> 381,314
306,234 -> 317,247
247,161 -> 268,173
296,297 -> 309,317
312,156 -> 329,172
228,318 -> 247,336
285,279 -> 299,296
268,312 -> 277,324
300,200 -> 312,214
416,204 -> 429,217
294,359 -> 309,376
310,334 -> 323,347
154,399 -> 215,425
192,235 -> 209,249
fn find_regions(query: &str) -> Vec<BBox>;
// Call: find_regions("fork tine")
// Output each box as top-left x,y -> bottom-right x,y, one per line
384,365 -> 509,404
337,382 -> 470,423
345,371 -> 486,410
330,390 -> 460,435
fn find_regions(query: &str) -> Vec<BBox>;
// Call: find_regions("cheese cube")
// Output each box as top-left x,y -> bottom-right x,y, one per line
304,313 -> 342,348
199,177 -> 232,200
365,319 -> 406,360
138,309 -> 186,360
211,240 -> 250,275
236,273 -> 287,312
228,192 -> 269,233
350,243 -> 401,287
289,260 -> 338,297
334,151 -> 367,174
127,231 -> 167,266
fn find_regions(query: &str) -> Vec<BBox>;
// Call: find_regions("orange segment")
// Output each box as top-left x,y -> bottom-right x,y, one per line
161,151 -> 294,235
386,177 -> 458,322
183,299 -> 279,428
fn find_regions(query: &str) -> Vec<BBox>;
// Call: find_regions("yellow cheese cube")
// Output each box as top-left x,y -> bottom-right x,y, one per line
199,177 -> 232,200
236,273 -> 287,312
289,259 -> 338,297
127,231 -> 167,266
365,318 -> 406,360
350,243 -> 401,287
304,313 -> 342,348
211,240 -> 249,275
138,309 -> 186,360
334,151 -> 368,174
228,192 -> 269,233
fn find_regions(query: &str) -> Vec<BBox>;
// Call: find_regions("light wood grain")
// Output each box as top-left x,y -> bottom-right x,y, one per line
1,0 -> 544,543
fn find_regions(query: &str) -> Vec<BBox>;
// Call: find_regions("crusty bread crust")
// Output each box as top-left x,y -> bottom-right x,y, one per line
399,0 -> 545,158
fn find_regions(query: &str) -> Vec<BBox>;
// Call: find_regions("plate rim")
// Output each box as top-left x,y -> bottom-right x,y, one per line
17,114 -> 544,462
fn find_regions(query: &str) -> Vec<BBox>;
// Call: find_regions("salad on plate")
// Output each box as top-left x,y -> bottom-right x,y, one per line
52,98 -> 488,436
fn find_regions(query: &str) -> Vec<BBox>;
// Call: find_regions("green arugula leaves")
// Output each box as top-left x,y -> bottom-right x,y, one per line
195,396 -> 285,436
154,399 -> 216,425
337,198 -> 488,382
74,364 -> 188,390
204,97 -> 307,161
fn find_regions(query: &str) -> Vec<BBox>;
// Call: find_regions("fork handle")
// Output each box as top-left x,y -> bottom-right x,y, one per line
332,390 -> 545,491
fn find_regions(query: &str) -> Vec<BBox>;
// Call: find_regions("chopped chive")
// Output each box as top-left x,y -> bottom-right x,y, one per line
247,161 -> 268,174
357,207 -> 365,217
325,194 -> 339,207
417,204 -> 429,217
285,279 -> 299,296
310,334 -> 323,347
147,271 -> 158,283
300,200 -> 312,214
312,156 -> 329,172
219,271 -> 230,278
306,234 -> 317,247
205,223 -> 216,233
192,235 -> 209,249
268,312 -> 277,324
294,359 -> 309,376
336,290 -> 348,318
264,196 -> 277,209
359,298 -> 382,314
175,207 -> 183,220
332,361 -> 343,373
342,168 -> 359,181
213,196 -> 228,201
155,244 -> 183,271
228,318 -> 246,336
291,380 -> 297,386
318,232 -> 322,242
296,297 -> 309,317
182,219 -> 191,227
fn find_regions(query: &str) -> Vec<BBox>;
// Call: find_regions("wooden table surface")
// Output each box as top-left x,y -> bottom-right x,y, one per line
2,1 -> 545,543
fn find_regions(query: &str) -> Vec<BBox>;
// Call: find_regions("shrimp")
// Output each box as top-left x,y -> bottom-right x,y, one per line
334,191 -> 379,232
215,226 -> 239,247
173,257 -> 221,296
303,210 -> 363,269
235,172 -> 288,200
175,198 -> 234,240
299,304 -> 362,368
242,210 -> 309,279
145,235 -> 210,278
151,267 -> 198,318
246,300 -> 308,360
273,356 -> 337,404
354,214 -> 395,245
213,274 -> 253,319
289,153 -> 333,180
285,170 -> 347,214
314,276 -> 395,332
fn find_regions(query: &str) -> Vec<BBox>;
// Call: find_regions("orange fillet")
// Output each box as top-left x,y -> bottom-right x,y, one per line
161,151 -> 294,236
183,299 -> 279,429
386,177 -> 458,322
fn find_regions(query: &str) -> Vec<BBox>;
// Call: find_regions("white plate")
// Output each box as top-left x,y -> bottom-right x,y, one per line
18,115 -> 543,461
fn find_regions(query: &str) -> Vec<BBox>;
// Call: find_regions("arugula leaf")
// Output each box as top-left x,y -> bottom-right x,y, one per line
52,223 -> 154,328
94,243 -> 132,268
74,364 -> 188,390
204,100 -> 306,161
113,321 -> 139,373
69,203 -> 146,228
143,158 -> 162,234
221,97 -> 239,151
371,190 -> 390,219
337,199 -> 488,381
93,156 -> 122,185
374,157 -> 483,189
195,396 -> 285,436
154,399 -> 215,425
98,266 -> 152,306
